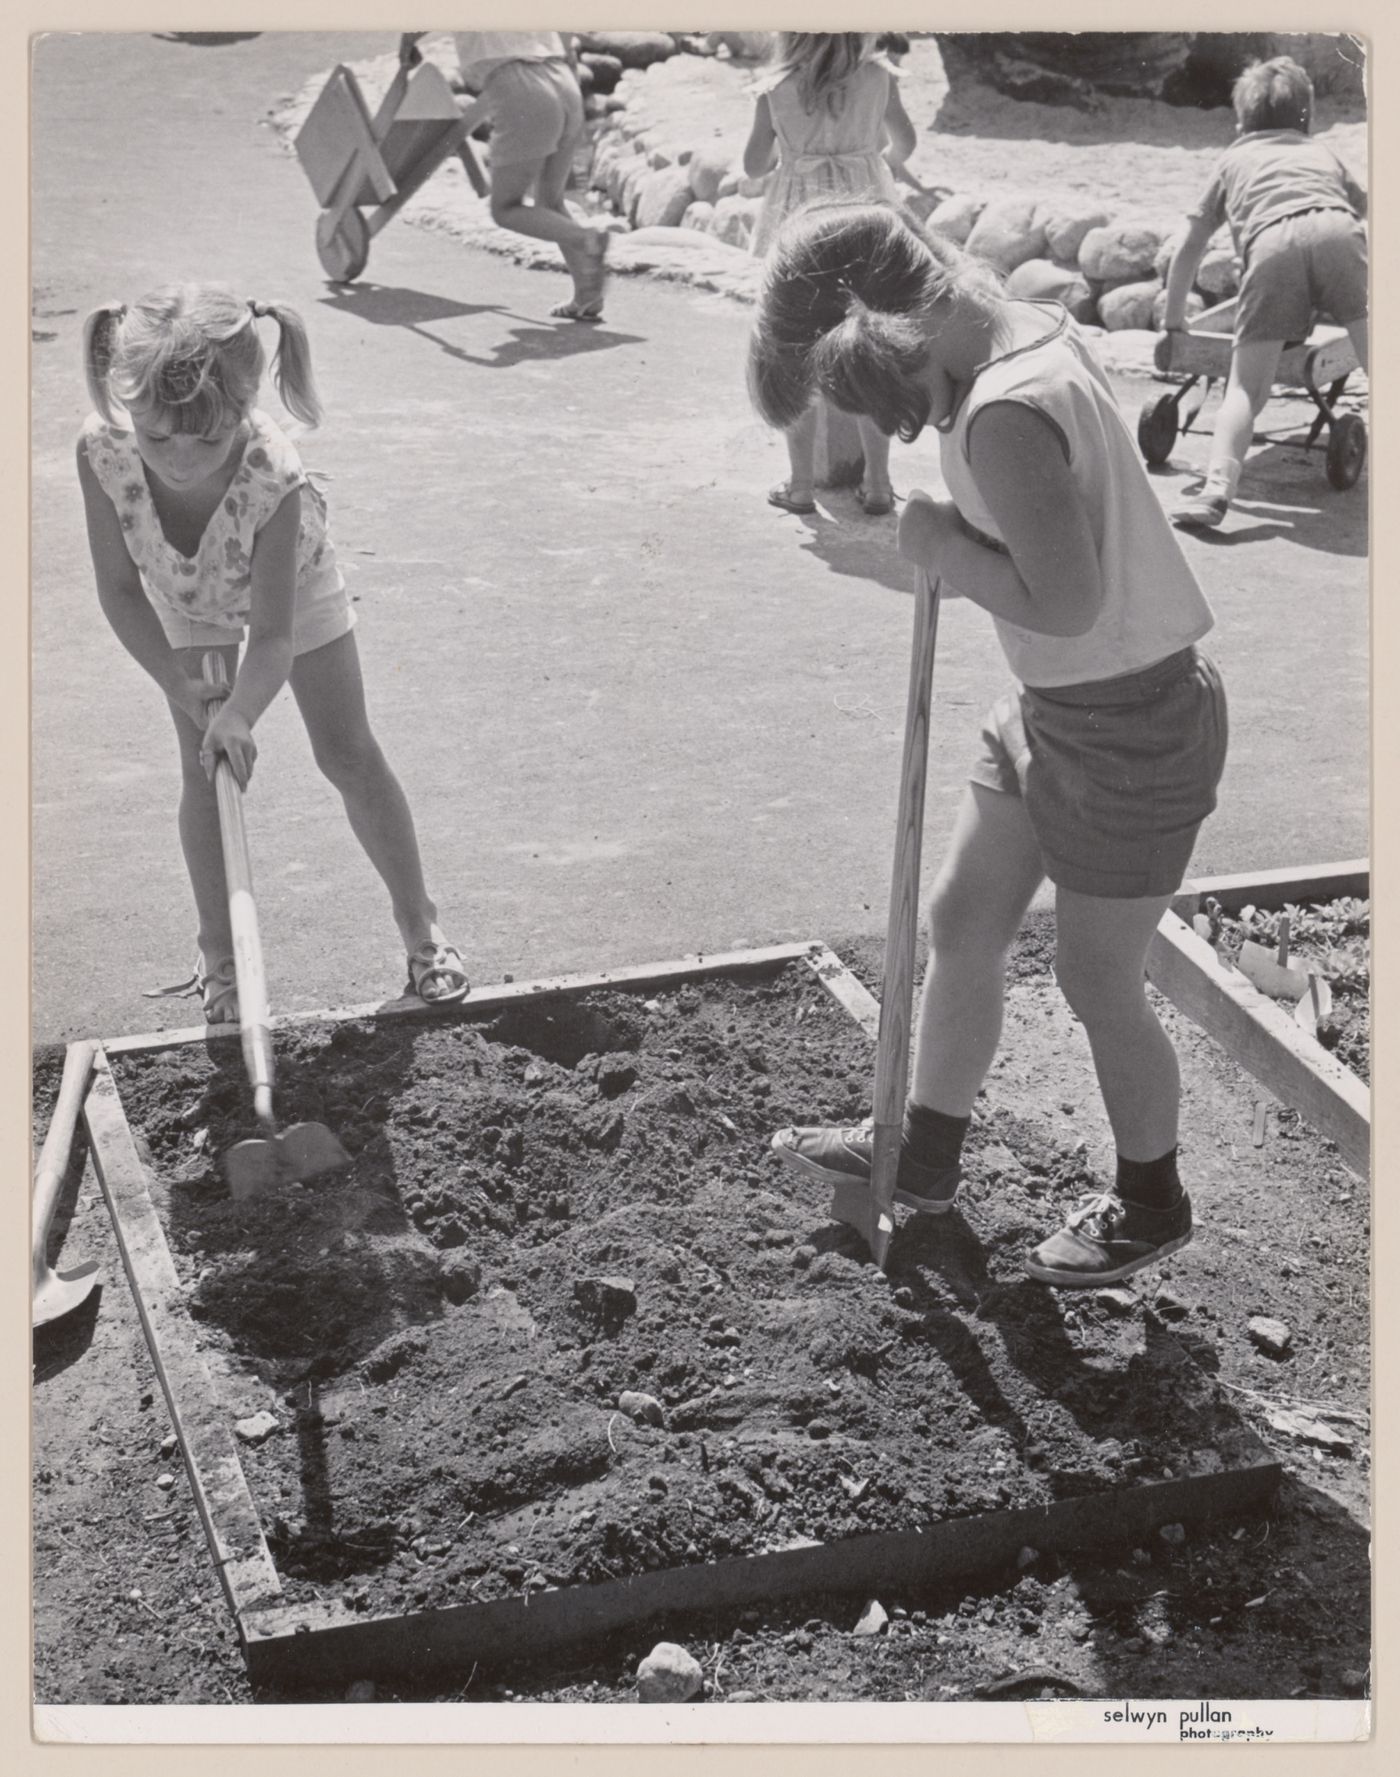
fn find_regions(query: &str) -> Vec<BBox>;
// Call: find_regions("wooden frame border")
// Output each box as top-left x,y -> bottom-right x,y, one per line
1149,862 -> 1369,1178
79,941 -> 1281,1690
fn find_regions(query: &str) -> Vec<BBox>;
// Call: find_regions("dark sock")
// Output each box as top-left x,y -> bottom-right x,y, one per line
901,1101 -> 970,1170
1116,1148 -> 1183,1211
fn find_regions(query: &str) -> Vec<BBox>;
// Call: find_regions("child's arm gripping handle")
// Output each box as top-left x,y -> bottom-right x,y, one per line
201,653 -> 274,1104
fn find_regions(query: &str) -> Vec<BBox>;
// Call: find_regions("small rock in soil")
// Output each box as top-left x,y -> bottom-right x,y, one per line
1016,1546 -> 1038,1570
1266,1407 -> 1353,1454
637,1641 -> 704,1703
618,1390 -> 665,1426
1158,1522 -> 1186,1546
852,1600 -> 888,1638
1094,1287 -> 1138,1315
160,1434 -> 177,1455
1248,1315 -> 1294,1357
573,1275 -> 637,1326
438,1251 -> 483,1305
361,1329 -> 429,1382
155,1473 -> 175,1491
1152,1284 -> 1189,1320
233,1412 -> 280,1445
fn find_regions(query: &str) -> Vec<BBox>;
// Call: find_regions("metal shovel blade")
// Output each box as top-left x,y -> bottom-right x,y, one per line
33,1260 -> 101,1331
225,1122 -> 352,1201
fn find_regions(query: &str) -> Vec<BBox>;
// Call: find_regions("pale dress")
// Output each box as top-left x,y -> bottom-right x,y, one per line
751,60 -> 901,258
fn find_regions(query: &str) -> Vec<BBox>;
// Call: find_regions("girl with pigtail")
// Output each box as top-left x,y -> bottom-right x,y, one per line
744,32 -> 917,517
751,204 -> 1230,1289
77,281 -> 468,1023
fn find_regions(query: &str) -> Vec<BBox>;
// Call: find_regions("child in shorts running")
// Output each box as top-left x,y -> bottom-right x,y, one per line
400,31 -> 609,320
748,202 -> 1229,1288
1161,55 -> 1368,529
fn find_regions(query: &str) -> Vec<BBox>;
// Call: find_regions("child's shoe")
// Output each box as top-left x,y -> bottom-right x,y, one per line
1170,491 -> 1229,530
770,1118 -> 961,1213
1024,1189 -> 1192,1288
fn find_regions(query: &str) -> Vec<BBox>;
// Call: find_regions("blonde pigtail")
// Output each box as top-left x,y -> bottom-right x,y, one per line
256,300 -> 323,428
81,302 -> 126,423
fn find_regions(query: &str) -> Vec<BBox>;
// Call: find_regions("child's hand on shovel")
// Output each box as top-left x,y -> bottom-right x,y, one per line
201,702 -> 258,789
897,490 -> 964,586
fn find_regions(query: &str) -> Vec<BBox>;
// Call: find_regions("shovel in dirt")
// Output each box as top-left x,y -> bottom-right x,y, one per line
32,1039 -> 102,1329
830,569 -> 943,1271
202,653 -> 351,1200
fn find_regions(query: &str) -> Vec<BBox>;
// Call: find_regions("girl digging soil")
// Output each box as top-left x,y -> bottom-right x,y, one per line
745,32 -> 916,517
77,282 -> 469,1024
749,204 -> 1229,1288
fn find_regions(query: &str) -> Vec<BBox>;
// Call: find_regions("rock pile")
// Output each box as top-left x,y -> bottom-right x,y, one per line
581,53 -> 1237,332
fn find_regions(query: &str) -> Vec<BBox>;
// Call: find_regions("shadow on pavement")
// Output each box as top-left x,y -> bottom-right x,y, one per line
318,281 -> 644,370
786,495 -> 914,595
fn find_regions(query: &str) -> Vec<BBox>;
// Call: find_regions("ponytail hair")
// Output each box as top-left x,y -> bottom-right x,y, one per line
250,298 -> 323,428
81,282 -> 322,432
82,302 -> 128,424
747,201 -> 993,442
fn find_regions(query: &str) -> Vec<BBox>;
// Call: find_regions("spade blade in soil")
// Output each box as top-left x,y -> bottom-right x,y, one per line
32,1259 -> 101,1331
225,1122 -> 351,1201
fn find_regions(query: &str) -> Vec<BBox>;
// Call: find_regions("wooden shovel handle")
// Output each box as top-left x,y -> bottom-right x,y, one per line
869,570 -> 943,1265
32,1039 -> 98,1283
201,653 -> 274,1099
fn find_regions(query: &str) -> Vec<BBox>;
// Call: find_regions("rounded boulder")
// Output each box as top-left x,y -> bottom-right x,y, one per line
964,195 -> 1047,275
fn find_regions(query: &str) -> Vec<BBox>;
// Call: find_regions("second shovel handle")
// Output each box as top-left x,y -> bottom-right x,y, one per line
202,653 -> 274,1094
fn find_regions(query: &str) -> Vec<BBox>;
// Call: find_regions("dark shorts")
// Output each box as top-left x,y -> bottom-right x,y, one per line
969,646 -> 1229,900
1237,209 -> 1368,345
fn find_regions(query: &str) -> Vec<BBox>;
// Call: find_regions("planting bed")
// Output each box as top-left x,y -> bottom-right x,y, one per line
102,952 -> 1270,1647
36,926 -> 1372,1704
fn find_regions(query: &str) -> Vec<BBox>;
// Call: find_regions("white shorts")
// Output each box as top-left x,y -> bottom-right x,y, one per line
156,581 -> 356,658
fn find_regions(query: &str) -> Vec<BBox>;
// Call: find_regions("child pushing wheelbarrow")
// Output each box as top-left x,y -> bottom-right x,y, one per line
297,33 -> 609,319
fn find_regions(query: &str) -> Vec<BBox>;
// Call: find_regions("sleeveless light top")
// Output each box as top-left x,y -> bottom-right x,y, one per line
455,31 -> 568,83
938,306 -> 1214,688
79,409 -> 343,634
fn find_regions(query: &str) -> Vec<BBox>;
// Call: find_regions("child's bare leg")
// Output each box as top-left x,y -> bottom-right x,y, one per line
166,644 -> 239,972
1052,887 -> 1179,1160
856,416 -> 894,506
490,156 -> 598,260
776,406 -> 818,506
534,132 -> 607,314
911,783 -> 1046,1114
289,633 -> 442,957
1024,884 -> 1192,1287
1172,338 -> 1282,527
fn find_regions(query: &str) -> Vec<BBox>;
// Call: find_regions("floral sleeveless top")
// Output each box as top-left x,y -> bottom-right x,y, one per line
78,408 -> 342,632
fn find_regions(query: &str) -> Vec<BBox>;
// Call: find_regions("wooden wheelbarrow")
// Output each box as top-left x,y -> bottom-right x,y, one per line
1140,298 -> 1367,491
295,58 -> 489,284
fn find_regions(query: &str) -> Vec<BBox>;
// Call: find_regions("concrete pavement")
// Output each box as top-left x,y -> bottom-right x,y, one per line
31,32 -> 1368,1045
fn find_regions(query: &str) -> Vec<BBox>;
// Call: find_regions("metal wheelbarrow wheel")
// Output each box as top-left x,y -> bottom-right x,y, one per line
1138,391 -> 1180,466
316,207 -> 371,283
1325,412 -> 1367,491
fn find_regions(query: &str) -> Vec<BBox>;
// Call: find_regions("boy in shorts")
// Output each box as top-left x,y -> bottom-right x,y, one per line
1161,55 -> 1367,529
399,31 -> 609,320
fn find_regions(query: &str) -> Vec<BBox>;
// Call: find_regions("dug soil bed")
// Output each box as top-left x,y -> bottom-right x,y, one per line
35,924 -> 1371,1704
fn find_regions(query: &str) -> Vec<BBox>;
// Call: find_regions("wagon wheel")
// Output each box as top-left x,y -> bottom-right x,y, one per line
315,208 -> 370,284
1325,413 -> 1367,491
1137,392 -> 1179,466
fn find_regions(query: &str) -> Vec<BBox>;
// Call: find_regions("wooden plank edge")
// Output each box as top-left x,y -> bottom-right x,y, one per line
238,1460 -> 1280,1689
805,943 -> 881,1041
82,1052 -> 284,1617
1148,913 -> 1370,1178
95,942 -> 828,1058
1170,859 -> 1368,920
